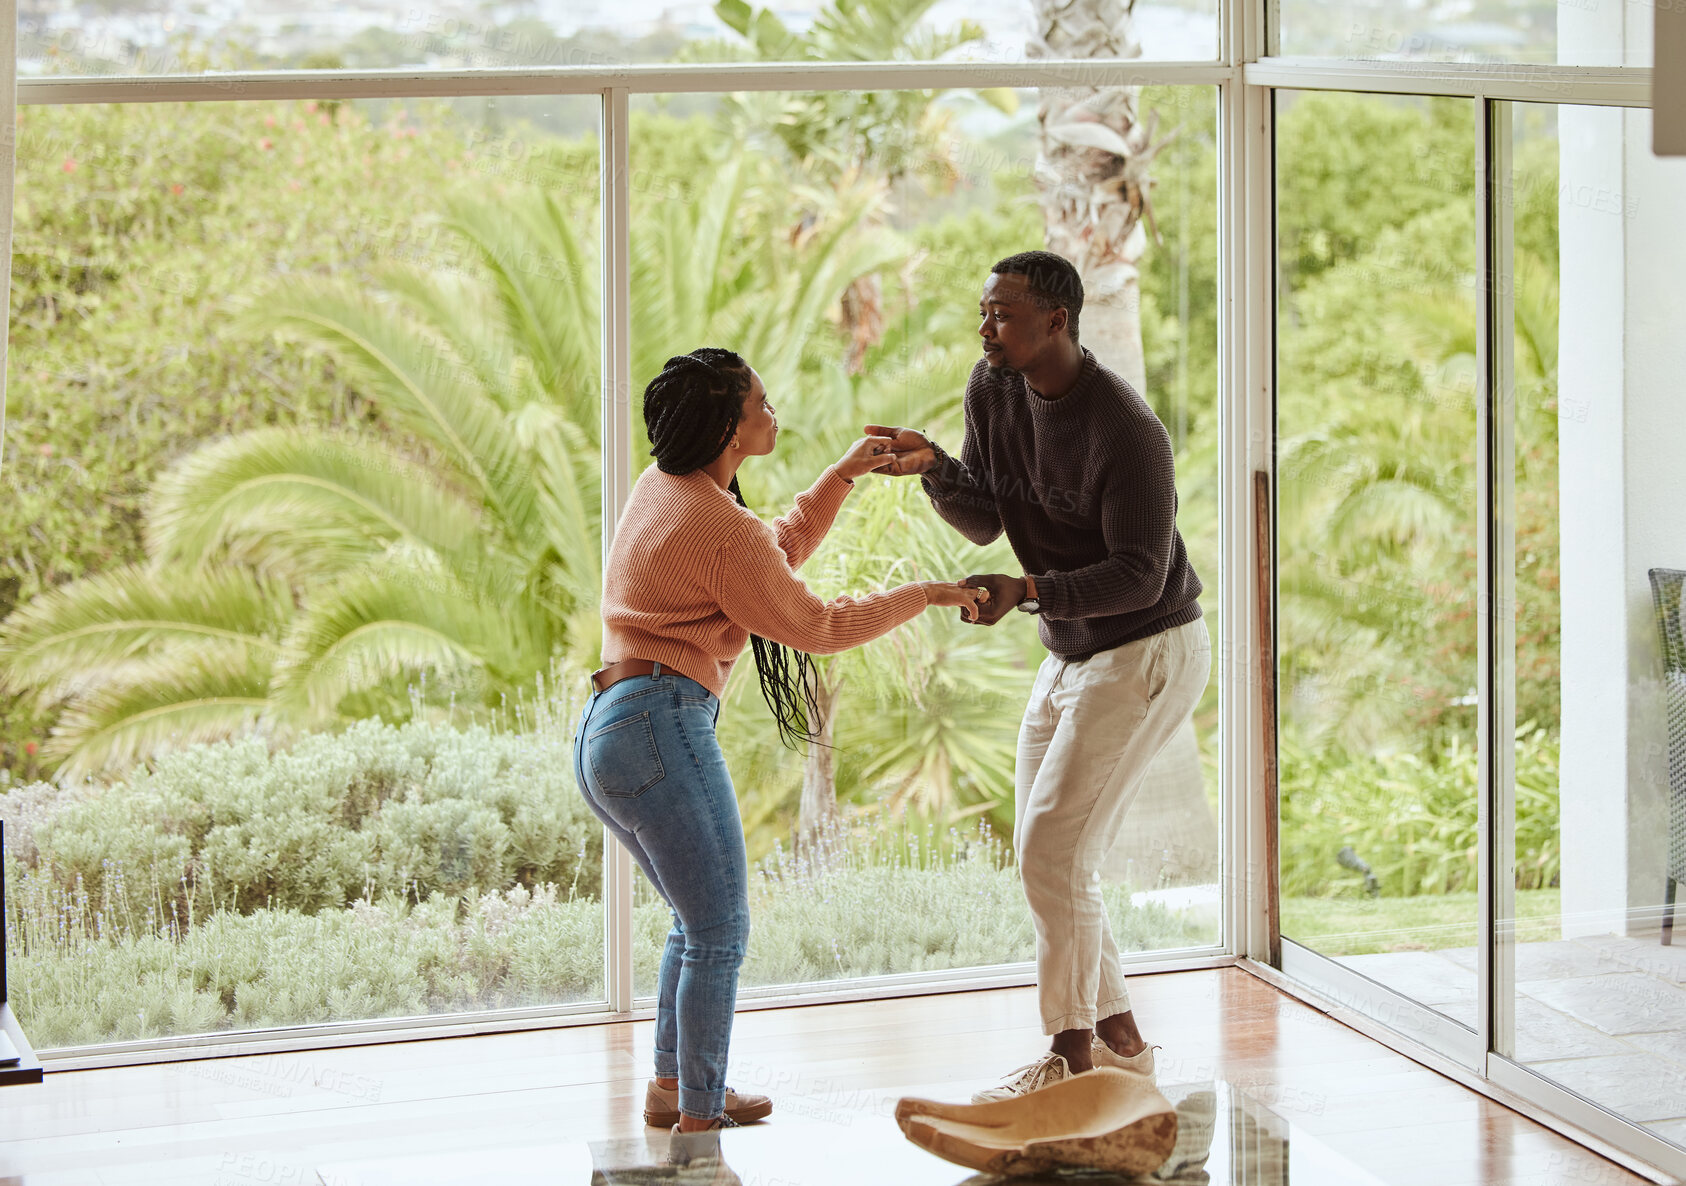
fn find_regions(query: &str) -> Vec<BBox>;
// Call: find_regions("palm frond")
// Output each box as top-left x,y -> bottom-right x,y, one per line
1325,476 -> 1460,555
269,563 -> 547,724
438,192 -> 601,430
0,565 -> 288,708
147,426 -> 489,578
508,403 -> 603,612
630,158 -> 751,386
374,266 -> 558,423
46,647 -> 275,783
244,279 -> 528,524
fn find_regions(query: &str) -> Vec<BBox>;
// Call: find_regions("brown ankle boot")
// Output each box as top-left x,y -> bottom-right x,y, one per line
644,1079 -> 772,1127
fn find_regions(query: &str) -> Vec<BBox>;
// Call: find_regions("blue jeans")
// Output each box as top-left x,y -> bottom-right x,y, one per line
573,664 -> 750,1121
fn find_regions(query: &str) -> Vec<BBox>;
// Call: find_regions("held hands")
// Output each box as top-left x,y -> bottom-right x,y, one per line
920,581 -> 989,623
837,433 -> 899,481
861,425 -> 938,476
959,574 -> 1026,627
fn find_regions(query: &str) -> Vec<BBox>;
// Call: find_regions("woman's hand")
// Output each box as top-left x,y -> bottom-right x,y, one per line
836,434 -> 898,482
862,424 -> 938,476
920,580 -> 990,623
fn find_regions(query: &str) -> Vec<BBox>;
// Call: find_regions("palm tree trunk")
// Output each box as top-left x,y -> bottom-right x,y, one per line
797,665 -> 844,849
1029,0 -> 1215,889
1028,0 -> 1168,393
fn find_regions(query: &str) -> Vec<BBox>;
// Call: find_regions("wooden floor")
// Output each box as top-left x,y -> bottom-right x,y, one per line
0,967 -> 1667,1185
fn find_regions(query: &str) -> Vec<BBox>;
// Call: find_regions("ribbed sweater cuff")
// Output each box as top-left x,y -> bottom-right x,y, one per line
819,464 -> 856,497
892,582 -> 932,615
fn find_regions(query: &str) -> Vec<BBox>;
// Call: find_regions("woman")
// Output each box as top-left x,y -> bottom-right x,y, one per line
574,348 -> 984,1134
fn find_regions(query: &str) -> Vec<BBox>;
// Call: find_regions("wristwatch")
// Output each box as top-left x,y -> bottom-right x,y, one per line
1017,573 -> 1041,615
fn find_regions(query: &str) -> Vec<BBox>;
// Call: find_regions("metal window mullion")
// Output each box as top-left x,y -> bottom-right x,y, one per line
600,86 -> 634,1016
1224,0 -> 1277,963
1245,60 -> 1649,107
17,60 -> 1233,106
1255,83 -> 1279,966
1217,71 -> 1240,956
1478,97 -> 1519,1064
1222,72 -> 1275,964
1216,0 -> 1271,965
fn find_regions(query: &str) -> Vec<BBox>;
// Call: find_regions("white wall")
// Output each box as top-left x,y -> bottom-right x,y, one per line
1559,100 -> 1686,937
1619,108 -> 1686,925
1557,101 -> 1631,938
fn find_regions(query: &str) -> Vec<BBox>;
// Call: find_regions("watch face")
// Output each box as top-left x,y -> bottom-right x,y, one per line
1017,599 -> 1040,613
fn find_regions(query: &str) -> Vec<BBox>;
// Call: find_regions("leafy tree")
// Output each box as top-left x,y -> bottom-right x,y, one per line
1274,93 -> 1565,901
0,97 -> 479,779
0,141 -> 899,780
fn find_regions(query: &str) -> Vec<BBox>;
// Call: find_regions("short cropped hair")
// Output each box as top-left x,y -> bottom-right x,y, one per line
992,251 -> 1083,343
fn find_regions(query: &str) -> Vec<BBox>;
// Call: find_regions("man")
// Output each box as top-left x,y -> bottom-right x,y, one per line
867,250 -> 1210,1100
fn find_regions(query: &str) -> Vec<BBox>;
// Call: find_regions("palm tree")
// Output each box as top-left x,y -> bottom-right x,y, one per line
720,475 -> 1029,847
708,0 -> 1011,373
0,171 -> 901,780
1021,0 -> 1213,887
1028,0 -> 1176,394
678,1 -> 1026,841
1277,232 -> 1561,752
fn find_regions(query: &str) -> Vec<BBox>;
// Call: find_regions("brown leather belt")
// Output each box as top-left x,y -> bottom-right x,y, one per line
590,658 -> 662,693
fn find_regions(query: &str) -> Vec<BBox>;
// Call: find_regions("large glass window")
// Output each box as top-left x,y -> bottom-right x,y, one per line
1275,90 -> 1481,1028
625,83 -> 1221,997
1272,0 -> 1653,71
20,0 -> 1217,78
1499,101 -> 1686,1149
0,95 -> 605,1050
1272,0 -> 1628,66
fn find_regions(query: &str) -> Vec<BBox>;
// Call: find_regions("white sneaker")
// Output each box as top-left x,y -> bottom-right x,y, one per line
971,1052 -> 1078,1104
1091,1037 -> 1159,1083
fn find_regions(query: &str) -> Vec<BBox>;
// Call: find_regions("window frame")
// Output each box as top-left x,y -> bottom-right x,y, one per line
1,1 -> 1674,1177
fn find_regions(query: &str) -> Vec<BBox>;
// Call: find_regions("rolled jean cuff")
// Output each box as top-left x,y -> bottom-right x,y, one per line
679,1087 -> 725,1120
1041,991 -> 1132,1036
654,1048 -> 679,1078
1096,992 -> 1133,1022
1041,1007 -> 1097,1036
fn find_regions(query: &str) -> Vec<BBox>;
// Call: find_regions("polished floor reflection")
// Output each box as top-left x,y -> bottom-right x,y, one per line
315,1081 -> 1374,1185
577,1082 -> 1381,1186
0,970 -> 1658,1185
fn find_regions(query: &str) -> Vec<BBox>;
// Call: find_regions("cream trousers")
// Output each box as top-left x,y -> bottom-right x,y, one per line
1014,617 -> 1212,1035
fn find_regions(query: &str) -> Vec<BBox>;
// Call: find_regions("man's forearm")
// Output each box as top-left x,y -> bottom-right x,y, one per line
920,439 -> 1004,545
1034,550 -> 1170,621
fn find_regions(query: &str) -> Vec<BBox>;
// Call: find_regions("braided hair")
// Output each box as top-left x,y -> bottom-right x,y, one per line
642,348 -> 824,749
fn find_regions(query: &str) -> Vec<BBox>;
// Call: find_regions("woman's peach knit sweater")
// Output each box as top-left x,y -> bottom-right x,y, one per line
599,464 -> 931,697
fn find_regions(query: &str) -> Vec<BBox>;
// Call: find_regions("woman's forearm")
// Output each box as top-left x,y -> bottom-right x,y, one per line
772,464 -> 854,570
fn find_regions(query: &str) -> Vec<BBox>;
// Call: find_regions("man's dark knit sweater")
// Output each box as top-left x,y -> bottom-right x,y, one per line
922,347 -> 1203,661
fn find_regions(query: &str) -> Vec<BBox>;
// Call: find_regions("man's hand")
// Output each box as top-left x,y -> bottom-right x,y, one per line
836,434 -> 897,481
862,424 -> 937,477
960,573 -> 1027,627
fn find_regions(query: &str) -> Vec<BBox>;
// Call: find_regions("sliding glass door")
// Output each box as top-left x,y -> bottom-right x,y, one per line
1273,87 -> 1485,1062
1490,99 -> 1686,1155
1272,86 -> 1686,1172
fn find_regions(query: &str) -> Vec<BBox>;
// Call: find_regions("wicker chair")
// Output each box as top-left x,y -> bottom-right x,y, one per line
1648,569 -> 1686,945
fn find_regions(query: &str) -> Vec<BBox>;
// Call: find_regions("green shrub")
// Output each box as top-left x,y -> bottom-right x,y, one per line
1281,724 -> 1560,898
6,749 -> 1210,1049
5,716 -> 604,924
200,812 -> 372,915
7,882 -> 604,1047
9,859 -> 1200,1049
369,797 -> 514,903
